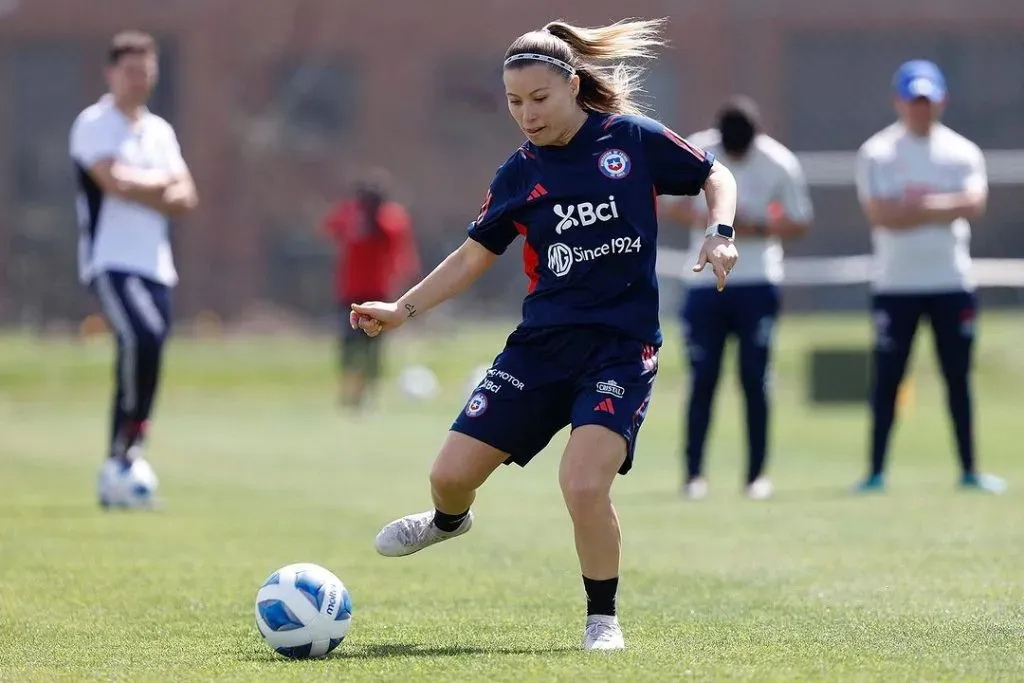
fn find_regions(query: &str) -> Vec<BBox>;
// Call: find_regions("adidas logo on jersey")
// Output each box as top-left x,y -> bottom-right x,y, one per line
553,196 -> 619,234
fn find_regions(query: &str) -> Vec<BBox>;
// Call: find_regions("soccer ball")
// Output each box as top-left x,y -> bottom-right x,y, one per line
397,364 -> 439,401
97,457 -> 159,509
254,563 -> 353,659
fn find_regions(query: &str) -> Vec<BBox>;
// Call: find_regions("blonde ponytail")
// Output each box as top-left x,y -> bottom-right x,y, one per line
504,18 -> 668,115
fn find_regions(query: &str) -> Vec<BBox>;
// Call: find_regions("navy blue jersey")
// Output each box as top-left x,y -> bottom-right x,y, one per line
467,112 -> 714,346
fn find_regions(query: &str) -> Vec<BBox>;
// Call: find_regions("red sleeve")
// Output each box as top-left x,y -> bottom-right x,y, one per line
638,117 -> 714,197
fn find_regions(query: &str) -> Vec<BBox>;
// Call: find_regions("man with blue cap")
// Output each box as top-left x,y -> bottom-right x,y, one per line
853,59 -> 1005,494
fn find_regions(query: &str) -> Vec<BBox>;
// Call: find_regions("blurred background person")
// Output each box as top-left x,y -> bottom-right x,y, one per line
661,96 -> 813,500
69,30 -> 198,507
853,60 -> 1005,495
321,168 -> 419,410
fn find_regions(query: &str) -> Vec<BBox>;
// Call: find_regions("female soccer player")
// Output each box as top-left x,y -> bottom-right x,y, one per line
350,18 -> 739,650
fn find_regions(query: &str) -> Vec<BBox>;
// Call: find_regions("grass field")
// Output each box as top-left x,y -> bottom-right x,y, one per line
1,313 -> 1023,682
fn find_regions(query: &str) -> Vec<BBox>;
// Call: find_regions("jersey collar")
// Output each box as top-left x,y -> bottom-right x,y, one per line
100,93 -> 151,127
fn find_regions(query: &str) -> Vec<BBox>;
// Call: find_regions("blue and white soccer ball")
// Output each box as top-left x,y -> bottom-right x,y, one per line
97,457 -> 159,509
254,563 -> 353,659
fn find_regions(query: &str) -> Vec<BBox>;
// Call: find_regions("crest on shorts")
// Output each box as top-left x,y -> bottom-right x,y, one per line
465,392 -> 488,417
598,149 -> 631,179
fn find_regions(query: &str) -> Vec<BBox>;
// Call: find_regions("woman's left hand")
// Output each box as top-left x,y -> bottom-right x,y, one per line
693,236 -> 739,292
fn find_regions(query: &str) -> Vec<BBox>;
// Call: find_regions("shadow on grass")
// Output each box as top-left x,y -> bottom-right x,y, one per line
0,503 -> 121,519
755,487 -> 861,504
241,641 -> 576,662
338,642 -> 576,659
614,485 -> 857,505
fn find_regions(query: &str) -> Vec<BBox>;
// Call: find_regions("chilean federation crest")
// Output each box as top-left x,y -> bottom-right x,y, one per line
598,149 -> 631,179
465,392 -> 488,417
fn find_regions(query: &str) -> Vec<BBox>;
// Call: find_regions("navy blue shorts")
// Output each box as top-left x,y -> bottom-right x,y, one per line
680,283 -> 780,380
450,326 -> 660,475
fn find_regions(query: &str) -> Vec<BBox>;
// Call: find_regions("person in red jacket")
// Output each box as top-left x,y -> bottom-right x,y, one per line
322,169 -> 420,408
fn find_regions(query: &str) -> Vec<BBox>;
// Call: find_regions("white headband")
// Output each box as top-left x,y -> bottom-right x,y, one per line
503,52 -> 575,75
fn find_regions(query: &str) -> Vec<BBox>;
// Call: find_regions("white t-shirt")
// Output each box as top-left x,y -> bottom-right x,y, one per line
69,94 -> 186,287
675,130 -> 813,288
856,122 -> 986,294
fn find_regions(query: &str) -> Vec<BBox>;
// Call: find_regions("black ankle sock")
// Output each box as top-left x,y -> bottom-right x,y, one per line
583,575 -> 618,617
432,508 -> 469,533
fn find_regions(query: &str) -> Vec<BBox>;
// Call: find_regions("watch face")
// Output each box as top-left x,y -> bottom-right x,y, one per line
719,224 -> 735,238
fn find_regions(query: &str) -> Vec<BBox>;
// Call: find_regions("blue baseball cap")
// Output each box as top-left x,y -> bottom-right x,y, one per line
892,60 -> 947,102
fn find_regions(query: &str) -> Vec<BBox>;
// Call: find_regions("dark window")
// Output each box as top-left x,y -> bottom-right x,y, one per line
785,32 -> 1024,150
10,42 -> 86,203
433,55 -> 510,149
271,56 -> 359,139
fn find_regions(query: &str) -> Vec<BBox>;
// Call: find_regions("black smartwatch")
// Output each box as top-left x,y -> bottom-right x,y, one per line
704,223 -> 735,241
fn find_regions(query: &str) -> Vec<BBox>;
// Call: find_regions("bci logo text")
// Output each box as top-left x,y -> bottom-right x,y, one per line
554,196 -> 619,234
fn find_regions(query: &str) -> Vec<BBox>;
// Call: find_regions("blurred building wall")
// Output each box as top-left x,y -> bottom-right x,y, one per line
1,0 -> 1023,326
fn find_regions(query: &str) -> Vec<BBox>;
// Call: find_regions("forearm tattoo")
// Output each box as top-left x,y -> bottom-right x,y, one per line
404,303 -> 418,318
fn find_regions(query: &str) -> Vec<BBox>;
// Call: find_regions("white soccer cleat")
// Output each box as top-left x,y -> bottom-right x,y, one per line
682,477 -> 708,500
97,458 -> 124,508
583,615 -> 625,650
374,510 -> 473,557
746,476 -> 774,500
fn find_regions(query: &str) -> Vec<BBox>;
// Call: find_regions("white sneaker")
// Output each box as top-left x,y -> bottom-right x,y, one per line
746,477 -> 773,500
582,615 -> 625,650
374,510 -> 473,557
97,458 -> 125,508
682,477 -> 708,500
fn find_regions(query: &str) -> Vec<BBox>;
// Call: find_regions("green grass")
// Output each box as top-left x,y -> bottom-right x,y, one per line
1,313 -> 1023,682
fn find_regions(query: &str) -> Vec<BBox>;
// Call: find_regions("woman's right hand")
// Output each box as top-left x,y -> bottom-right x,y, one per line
349,301 -> 408,338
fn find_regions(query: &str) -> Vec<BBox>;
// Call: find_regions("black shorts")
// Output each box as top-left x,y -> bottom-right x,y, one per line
450,326 -> 660,475
339,304 -> 384,378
